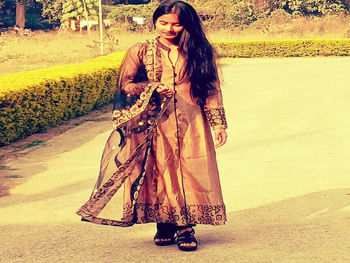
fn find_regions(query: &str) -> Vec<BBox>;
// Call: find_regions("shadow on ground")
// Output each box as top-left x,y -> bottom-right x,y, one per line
1,188 -> 349,263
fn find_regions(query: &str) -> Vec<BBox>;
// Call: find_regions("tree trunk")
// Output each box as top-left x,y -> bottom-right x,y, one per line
16,1 -> 26,28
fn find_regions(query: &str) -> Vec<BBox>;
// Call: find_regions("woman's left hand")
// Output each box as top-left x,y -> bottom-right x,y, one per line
214,128 -> 227,148
156,83 -> 174,97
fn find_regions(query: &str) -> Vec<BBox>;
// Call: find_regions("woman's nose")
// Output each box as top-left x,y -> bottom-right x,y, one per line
165,24 -> 173,31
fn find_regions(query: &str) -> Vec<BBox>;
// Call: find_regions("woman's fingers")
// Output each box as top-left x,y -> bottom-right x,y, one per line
158,89 -> 173,96
156,83 -> 168,92
214,129 -> 227,148
165,90 -> 175,97
215,133 -> 222,148
157,84 -> 174,96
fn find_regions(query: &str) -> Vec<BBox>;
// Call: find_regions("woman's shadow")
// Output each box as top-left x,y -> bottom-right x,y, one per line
200,188 -> 350,245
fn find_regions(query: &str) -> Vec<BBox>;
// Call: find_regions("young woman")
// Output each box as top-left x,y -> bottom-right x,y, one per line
77,0 -> 228,252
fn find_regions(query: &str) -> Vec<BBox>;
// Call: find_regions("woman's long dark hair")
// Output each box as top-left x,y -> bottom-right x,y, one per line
153,0 -> 218,106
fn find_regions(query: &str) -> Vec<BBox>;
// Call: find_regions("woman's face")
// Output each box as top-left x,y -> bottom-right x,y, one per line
155,13 -> 184,43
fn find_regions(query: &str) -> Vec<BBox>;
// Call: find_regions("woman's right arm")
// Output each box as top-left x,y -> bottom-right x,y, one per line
119,43 -> 174,98
118,43 -> 148,96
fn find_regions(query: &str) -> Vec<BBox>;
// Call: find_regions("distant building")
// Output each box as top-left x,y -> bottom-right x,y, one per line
132,17 -> 146,25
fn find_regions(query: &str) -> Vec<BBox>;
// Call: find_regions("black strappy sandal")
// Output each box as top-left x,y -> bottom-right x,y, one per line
176,228 -> 198,251
154,223 -> 176,246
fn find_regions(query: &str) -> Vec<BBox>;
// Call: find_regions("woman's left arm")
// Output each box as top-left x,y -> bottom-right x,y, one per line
204,80 -> 228,148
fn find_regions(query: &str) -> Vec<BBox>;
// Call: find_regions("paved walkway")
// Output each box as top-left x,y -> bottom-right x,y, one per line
0,57 -> 350,262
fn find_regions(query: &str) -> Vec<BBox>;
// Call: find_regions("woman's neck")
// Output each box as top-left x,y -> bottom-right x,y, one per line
158,36 -> 179,49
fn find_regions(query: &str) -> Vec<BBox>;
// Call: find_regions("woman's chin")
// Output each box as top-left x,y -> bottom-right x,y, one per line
163,34 -> 177,39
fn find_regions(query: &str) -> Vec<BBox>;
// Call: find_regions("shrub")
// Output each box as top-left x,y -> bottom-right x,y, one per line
0,52 -> 125,146
2,38 -> 350,145
214,39 -> 350,57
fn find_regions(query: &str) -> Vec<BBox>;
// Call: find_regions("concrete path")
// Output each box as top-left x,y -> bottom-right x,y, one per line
0,57 -> 350,263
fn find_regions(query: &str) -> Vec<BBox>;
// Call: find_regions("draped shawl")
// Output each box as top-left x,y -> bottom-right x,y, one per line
77,39 -> 171,226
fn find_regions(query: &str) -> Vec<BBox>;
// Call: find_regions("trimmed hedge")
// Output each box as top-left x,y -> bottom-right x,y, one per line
1,39 -> 350,145
214,39 -> 350,58
0,52 -> 125,146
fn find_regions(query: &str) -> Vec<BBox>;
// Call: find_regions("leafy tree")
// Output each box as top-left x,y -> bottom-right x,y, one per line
275,0 -> 348,15
35,0 -> 98,22
4,0 -> 350,30
0,0 -> 45,29
245,0 -> 275,18
14,0 -> 39,28
102,0 -> 153,4
35,0 -> 64,22
193,0 -> 257,29
0,0 -> 15,27
104,1 -> 158,21
61,0 -> 98,21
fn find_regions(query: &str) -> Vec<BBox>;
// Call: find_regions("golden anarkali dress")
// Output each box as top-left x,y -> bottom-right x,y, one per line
77,38 -> 227,227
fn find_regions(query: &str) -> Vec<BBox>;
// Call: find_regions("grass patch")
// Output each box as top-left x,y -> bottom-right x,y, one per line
26,140 -> 44,148
3,175 -> 24,179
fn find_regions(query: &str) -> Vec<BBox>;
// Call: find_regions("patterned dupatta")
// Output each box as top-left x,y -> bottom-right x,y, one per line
76,39 -> 171,227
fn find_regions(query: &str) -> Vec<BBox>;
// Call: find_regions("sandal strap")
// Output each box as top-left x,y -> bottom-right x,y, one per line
176,229 -> 197,245
154,231 -> 175,246
154,231 -> 175,239
156,223 -> 176,234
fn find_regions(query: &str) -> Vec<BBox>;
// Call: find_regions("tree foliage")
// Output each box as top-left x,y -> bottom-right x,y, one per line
275,0 -> 348,15
193,0 -> 257,29
35,0 -> 64,22
0,0 -> 43,28
101,0 -> 350,31
2,0 -> 350,29
102,0 -> 152,4
103,1 -> 158,21
61,0 -> 98,21
35,0 -> 98,22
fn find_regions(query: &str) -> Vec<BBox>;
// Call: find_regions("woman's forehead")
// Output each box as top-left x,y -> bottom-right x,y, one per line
157,13 -> 180,23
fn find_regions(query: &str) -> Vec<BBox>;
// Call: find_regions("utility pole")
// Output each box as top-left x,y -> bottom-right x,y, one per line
98,0 -> 104,55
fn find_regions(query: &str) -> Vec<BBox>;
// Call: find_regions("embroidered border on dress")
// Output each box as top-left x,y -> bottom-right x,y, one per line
204,106 -> 228,129
112,83 -> 159,129
112,39 -> 163,130
132,203 -> 226,226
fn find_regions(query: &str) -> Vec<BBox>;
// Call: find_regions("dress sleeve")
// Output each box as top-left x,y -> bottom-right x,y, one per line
203,80 -> 228,130
118,43 -> 150,96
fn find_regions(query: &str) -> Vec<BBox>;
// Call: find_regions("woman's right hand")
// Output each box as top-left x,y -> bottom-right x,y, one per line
214,128 -> 227,148
156,83 -> 174,97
